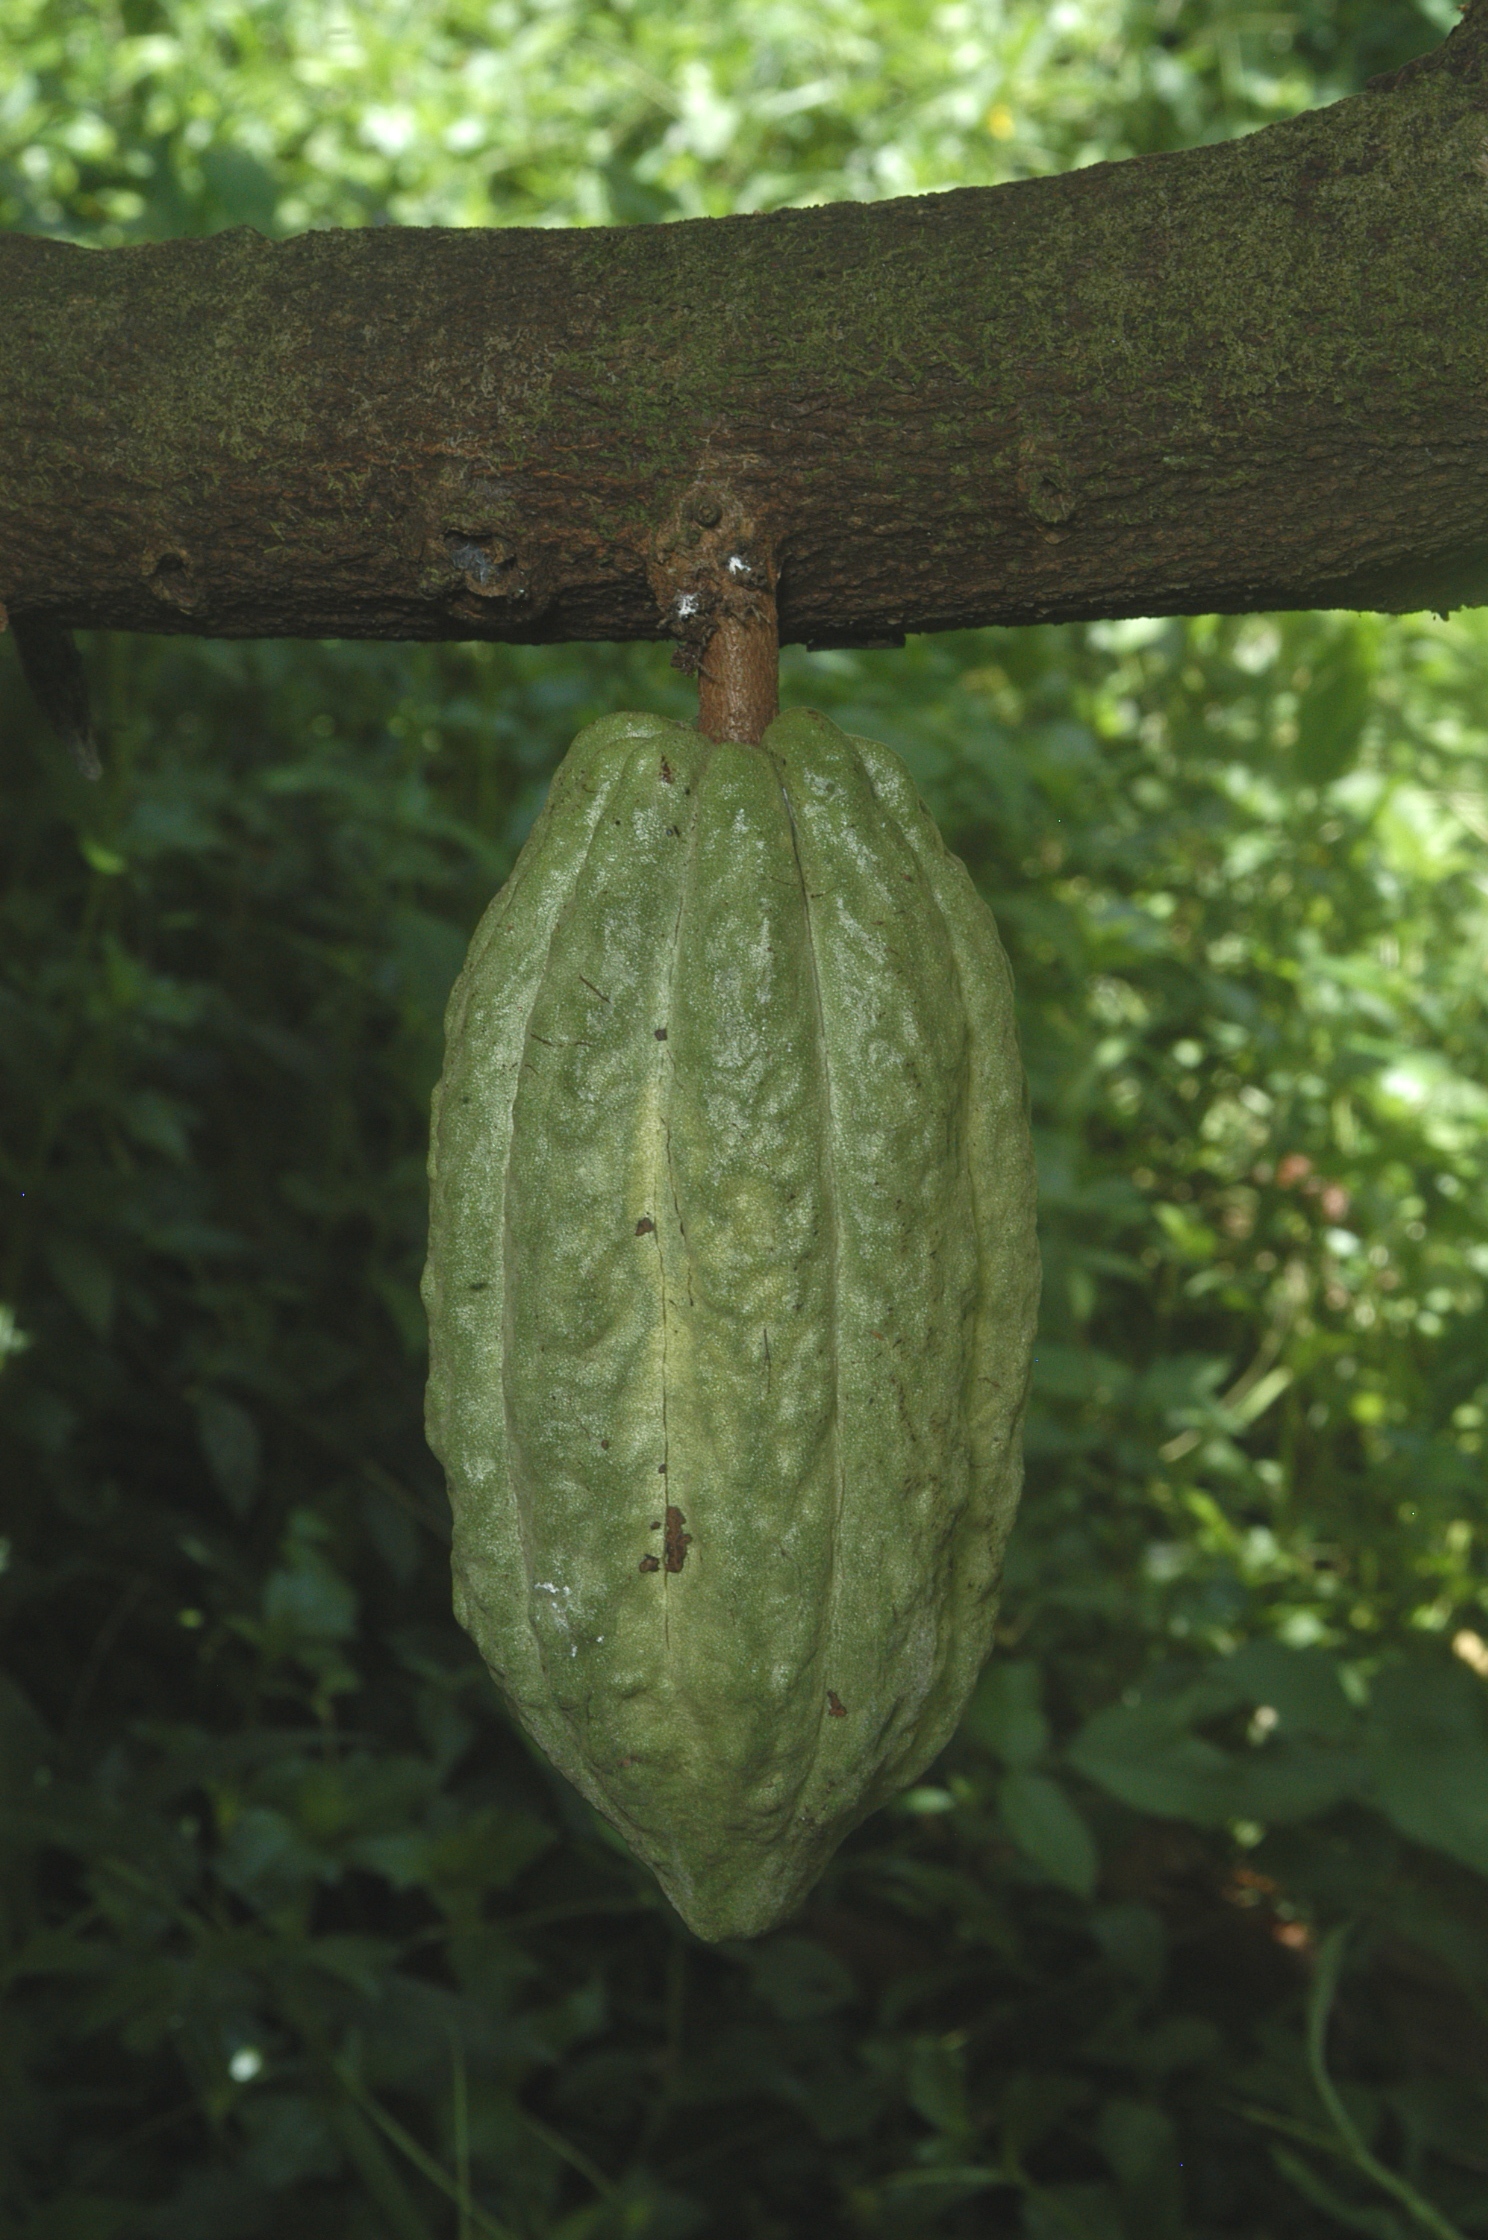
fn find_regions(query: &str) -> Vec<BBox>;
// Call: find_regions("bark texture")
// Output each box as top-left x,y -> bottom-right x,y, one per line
4,4 -> 1488,650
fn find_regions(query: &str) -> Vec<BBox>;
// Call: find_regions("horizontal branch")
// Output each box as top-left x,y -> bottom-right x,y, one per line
4,4 -> 1488,652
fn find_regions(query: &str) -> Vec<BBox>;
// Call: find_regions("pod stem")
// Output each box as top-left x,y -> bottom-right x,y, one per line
650,480 -> 778,746
697,598 -> 778,747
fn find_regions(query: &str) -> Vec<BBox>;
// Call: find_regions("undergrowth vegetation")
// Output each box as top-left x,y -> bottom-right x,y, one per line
3,3 -> 1487,2235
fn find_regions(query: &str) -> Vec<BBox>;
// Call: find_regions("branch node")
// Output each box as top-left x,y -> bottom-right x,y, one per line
650,481 -> 778,744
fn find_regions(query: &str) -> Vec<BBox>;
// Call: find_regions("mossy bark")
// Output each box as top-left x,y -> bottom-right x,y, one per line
3,6 -> 1488,649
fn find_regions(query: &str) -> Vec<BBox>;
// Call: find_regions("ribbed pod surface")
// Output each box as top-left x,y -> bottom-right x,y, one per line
423,707 -> 1039,1939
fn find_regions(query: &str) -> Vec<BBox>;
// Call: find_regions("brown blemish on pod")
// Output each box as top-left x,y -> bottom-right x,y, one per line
664,1507 -> 692,1573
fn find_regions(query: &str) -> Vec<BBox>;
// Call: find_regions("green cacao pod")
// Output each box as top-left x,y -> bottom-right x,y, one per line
422,706 -> 1039,1940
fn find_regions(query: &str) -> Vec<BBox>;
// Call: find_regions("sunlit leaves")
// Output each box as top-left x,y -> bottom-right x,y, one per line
0,0 -> 1451,241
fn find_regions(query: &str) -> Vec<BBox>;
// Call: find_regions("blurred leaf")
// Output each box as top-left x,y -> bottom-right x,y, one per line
0,1674 -> 52,1801
1088,1904 -> 1166,2001
906,2032 -> 971,2135
1096,2099 -> 1183,2240
45,1238 -> 116,1339
240,2093 -> 343,2188
1023,2183 -> 1125,2240
216,1804 -> 328,1909
1223,1641 -> 1356,1742
999,1772 -> 1099,1897
260,1515 -> 357,1645
961,1660 -> 1050,1768
195,1392 -> 261,1516
1363,1663 -> 1488,1877
1067,1694 -> 1238,1826
742,1936 -> 855,2023
1295,624 -> 1376,786
351,1802 -> 555,1914
1268,2146 -> 1410,2240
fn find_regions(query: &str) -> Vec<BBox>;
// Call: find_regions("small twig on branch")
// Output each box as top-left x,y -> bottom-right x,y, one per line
649,480 -> 779,745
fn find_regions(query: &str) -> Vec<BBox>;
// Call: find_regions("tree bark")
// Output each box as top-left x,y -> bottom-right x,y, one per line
4,5 -> 1488,652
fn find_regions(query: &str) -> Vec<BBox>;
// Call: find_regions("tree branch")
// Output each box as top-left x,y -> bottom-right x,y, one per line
4,3 -> 1488,653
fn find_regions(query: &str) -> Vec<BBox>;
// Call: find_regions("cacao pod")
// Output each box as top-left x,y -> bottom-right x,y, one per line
423,706 -> 1039,1940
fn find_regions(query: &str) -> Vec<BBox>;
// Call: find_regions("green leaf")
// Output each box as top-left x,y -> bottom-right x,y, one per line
328,2095 -> 443,2240
350,1803 -> 554,1911
20,2195 -> 148,2239
241,2094 -> 343,2189
1089,1904 -> 1166,1999
999,1772 -> 1098,1897
0,1676 -> 53,1804
44,1238 -> 115,1340
1387,2075 -> 1488,2168
0,1300 -> 31,1366
1222,1642 -> 1356,1742
1096,2100 -> 1183,2240
1068,1649 -> 1368,1830
1295,626 -> 1375,786
742,1936 -> 855,2023
216,1805 -> 329,1909
1363,1664 -> 1488,1877
1241,1741 -> 1361,1824
1269,2147 -> 1409,2240
195,1392 -> 261,1516
907,2033 -> 971,2135
1066,1699 -> 1236,1826
961,1660 -> 1050,1767
1022,2183 -> 1125,2240
260,1516 -> 358,1645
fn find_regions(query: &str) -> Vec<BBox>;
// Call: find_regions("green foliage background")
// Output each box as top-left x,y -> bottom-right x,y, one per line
4,3 -> 1488,2235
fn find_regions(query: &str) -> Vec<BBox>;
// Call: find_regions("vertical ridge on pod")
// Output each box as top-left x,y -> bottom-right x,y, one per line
770,739 -> 847,1776
657,738 -> 838,1905
502,723 -> 709,1766
425,712 -> 663,1737
652,732 -> 711,1657
767,708 -> 979,1814
845,729 -> 1039,1790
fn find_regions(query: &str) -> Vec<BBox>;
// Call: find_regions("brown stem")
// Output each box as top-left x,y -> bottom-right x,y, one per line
697,600 -> 779,746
